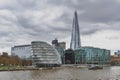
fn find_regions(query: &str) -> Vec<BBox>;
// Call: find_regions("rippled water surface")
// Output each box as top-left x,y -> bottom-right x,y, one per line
0,66 -> 120,80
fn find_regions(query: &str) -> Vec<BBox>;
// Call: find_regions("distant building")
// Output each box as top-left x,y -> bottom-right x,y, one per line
111,55 -> 120,66
70,11 -> 81,50
52,38 -> 66,64
31,41 -> 62,67
52,38 -> 66,50
74,47 -> 110,64
62,11 -> 111,65
114,50 -> 120,57
11,45 -> 32,59
58,42 -> 66,50
52,38 -> 59,47
64,49 -> 75,64
2,52 -> 8,57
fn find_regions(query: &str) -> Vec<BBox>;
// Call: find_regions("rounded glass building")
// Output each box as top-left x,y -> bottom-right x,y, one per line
31,41 -> 62,67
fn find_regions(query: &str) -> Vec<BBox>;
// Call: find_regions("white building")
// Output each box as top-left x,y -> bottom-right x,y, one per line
11,45 -> 32,59
31,41 -> 62,67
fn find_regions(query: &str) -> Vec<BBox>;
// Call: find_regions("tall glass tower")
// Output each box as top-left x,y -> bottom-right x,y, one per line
70,11 -> 81,50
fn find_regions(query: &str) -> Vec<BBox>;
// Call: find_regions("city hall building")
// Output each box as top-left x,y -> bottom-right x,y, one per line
31,41 -> 62,67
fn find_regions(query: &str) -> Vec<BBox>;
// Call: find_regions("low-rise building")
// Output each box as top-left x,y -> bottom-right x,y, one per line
111,55 -> 120,66
74,46 -> 110,64
114,50 -> 120,57
11,45 -> 32,59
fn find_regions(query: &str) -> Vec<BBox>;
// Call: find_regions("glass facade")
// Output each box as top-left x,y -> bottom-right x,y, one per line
64,49 -> 75,64
70,11 -> 81,50
74,47 -> 110,64
51,38 -> 66,64
55,47 -> 65,64
11,45 -> 32,59
31,41 -> 62,67
74,48 -> 86,64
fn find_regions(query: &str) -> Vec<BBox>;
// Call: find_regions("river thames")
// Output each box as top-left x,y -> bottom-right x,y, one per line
0,66 -> 120,80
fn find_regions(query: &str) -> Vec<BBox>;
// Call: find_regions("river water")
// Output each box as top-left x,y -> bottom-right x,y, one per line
0,66 -> 120,80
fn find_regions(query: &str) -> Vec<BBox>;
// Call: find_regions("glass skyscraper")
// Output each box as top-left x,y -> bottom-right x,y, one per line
70,11 -> 81,50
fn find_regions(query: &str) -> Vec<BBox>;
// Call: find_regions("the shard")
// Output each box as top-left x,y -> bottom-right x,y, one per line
70,11 -> 81,50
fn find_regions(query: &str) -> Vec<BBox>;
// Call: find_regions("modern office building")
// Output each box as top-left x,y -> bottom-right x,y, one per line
58,42 -> 66,50
52,38 -> 66,50
70,11 -> 81,50
31,41 -> 62,67
74,47 -> 110,64
74,48 -> 86,64
52,38 -> 66,64
64,49 -> 75,64
11,45 -> 32,59
52,38 -> 59,47
64,11 -> 82,64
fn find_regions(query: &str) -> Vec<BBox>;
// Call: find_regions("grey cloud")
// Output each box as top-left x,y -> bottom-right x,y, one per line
1,0 -> 120,53
79,23 -> 99,35
79,1 -> 120,23
51,26 -> 71,32
106,36 -> 120,40
81,28 -> 99,35
48,0 -> 120,23
44,0 -> 120,35
17,15 -> 49,34
18,0 -> 36,8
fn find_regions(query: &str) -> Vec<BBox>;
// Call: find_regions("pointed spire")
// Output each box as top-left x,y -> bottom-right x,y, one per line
70,11 -> 81,50
74,10 -> 77,16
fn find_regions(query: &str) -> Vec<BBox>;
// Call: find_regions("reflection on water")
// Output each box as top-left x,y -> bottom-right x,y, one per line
0,66 -> 120,80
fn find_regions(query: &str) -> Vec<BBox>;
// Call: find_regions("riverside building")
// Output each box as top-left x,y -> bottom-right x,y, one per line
64,11 -> 81,64
74,47 -> 110,64
31,41 -> 62,67
52,38 -> 66,64
64,11 -> 111,65
11,45 -> 32,59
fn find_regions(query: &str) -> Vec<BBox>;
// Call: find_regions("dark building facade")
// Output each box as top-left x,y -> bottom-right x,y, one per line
64,49 -> 75,64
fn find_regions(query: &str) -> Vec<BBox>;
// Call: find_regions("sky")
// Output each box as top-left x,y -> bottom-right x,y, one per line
0,0 -> 120,55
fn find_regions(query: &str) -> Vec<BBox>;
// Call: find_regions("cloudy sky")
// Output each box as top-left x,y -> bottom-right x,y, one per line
0,0 -> 120,54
